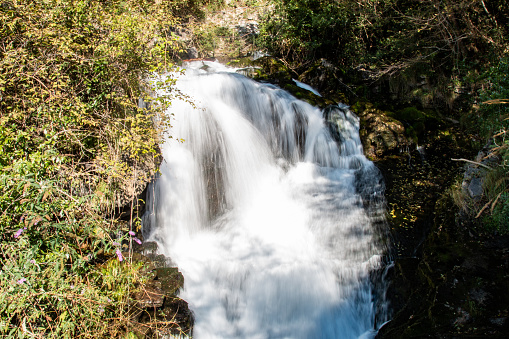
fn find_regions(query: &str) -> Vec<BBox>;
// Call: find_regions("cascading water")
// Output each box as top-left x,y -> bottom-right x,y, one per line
144,61 -> 389,339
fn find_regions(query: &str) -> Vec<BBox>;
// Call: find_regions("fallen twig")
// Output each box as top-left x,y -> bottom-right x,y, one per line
451,158 -> 492,170
475,200 -> 492,218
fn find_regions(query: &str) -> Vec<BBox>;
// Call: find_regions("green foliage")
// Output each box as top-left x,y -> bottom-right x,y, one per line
193,27 -> 220,56
483,192 -> 509,234
0,0 -> 180,337
192,25 -> 239,57
163,0 -> 225,21
259,0 -> 362,65
260,0 -> 508,72
472,57 -> 509,233
478,58 -> 509,137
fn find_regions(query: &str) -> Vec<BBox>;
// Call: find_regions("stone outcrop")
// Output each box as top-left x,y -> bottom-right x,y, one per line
460,145 -> 501,202
127,242 -> 194,338
236,22 -> 259,37
353,102 -> 410,160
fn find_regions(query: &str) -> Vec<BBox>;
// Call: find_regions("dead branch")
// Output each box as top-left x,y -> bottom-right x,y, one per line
451,158 -> 492,169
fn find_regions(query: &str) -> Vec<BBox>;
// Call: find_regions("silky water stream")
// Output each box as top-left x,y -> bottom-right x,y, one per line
143,61 -> 389,339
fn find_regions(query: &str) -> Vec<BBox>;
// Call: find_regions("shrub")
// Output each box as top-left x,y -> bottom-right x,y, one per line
0,0 -> 179,337
473,57 -> 509,233
259,0 -> 508,73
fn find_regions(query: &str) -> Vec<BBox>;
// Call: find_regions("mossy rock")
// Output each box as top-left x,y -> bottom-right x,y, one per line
154,297 -> 194,336
352,100 -> 410,160
387,106 -> 443,144
252,56 -> 294,82
395,107 -> 427,121
155,267 -> 185,297
136,297 -> 194,337
227,57 -> 256,68
122,252 -> 158,275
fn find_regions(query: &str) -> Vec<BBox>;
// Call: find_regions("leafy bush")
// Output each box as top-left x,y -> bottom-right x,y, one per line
478,58 -> 509,137
473,57 -> 509,233
0,0 -> 180,337
260,0 -> 508,72
193,27 -> 220,56
259,0 -> 362,65
483,192 -> 509,234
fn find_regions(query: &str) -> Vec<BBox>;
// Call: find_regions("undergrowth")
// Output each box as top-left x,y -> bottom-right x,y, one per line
0,0 -> 184,337
476,58 -> 509,234
451,57 -> 509,234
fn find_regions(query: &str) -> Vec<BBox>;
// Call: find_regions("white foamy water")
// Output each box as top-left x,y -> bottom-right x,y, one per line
144,61 -> 387,339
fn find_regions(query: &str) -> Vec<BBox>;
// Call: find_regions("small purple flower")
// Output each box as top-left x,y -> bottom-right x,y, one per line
17,278 -> 26,284
128,231 -> 135,236
112,242 -> 120,247
115,249 -> 123,262
133,237 -> 142,245
30,259 -> 36,264
14,227 -> 26,238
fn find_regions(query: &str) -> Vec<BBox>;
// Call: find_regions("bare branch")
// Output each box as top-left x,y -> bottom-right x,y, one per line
451,158 -> 492,170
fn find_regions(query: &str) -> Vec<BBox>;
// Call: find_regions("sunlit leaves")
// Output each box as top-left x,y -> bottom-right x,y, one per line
0,0 -> 180,337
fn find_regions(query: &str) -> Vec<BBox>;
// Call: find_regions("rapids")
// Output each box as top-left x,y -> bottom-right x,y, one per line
143,61 -> 388,339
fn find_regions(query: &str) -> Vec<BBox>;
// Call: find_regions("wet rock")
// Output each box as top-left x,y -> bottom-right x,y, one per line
323,104 -> 359,143
139,297 -> 194,338
469,288 -> 490,306
490,317 -> 507,327
129,241 -> 193,336
123,252 -> 157,273
155,267 -> 184,296
236,22 -> 259,37
461,255 -> 489,273
160,297 -> 194,333
353,101 -> 410,160
145,252 -> 174,268
468,177 -> 483,199
453,307 -> 472,327
378,187 -> 509,338
134,280 -> 164,308
187,47 -> 199,59
140,241 -> 158,255
460,144 -> 500,202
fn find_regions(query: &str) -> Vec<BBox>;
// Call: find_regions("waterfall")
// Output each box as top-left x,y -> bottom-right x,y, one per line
144,61 -> 388,338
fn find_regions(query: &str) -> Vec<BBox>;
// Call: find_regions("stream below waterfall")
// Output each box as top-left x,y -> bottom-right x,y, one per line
143,61 -> 389,339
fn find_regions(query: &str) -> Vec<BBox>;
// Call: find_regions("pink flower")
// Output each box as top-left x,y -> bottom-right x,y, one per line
115,249 -> 123,262
17,278 -> 26,284
133,237 -> 142,245
128,231 -> 135,236
14,227 -> 26,238
112,242 -> 120,247
30,259 -> 36,264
